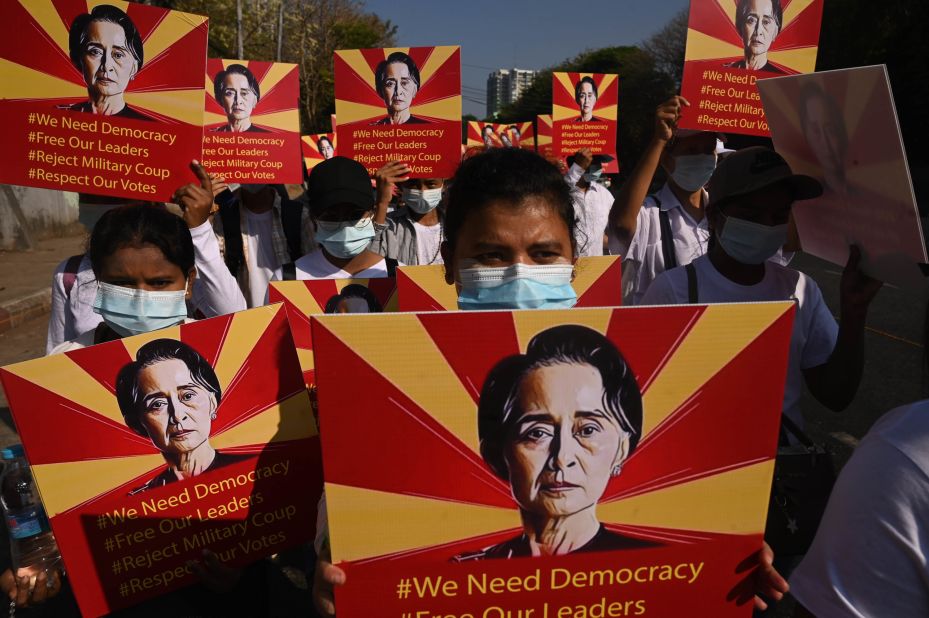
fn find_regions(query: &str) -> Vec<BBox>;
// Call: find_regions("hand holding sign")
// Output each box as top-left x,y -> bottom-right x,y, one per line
173,161 -> 215,230
655,96 -> 690,142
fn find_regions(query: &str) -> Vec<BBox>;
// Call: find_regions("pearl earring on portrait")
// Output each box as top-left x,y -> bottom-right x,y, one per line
611,464 -> 622,477
210,413 -> 217,421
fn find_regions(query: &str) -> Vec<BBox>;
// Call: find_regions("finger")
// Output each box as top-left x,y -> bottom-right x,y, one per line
754,595 -> 769,612
189,160 -> 212,192
15,575 -> 31,607
30,571 -> 48,604
322,562 -> 346,586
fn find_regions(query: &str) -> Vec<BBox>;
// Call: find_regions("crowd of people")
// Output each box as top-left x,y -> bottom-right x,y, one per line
1,84 -> 925,618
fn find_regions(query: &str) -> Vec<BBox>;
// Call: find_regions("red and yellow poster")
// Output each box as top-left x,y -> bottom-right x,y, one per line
202,59 -> 302,184
467,121 -> 535,151
552,72 -> 618,159
0,305 -> 321,616
398,256 -> 623,312
758,65 -> 928,289
269,278 -> 398,387
0,1 -> 208,200
302,132 -> 337,173
467,121 -> 502,149
536,114 -> 553,158
334,46 -> 461,178
678,0 -> 824,136
312,302 -> 795,616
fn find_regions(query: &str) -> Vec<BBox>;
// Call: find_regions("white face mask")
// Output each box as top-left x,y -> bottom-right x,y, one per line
716,214 -> 788,265
92,282 -> 188,337
456,263 -> 577,311
670,154 -> 717,192
403,187 -> 443,214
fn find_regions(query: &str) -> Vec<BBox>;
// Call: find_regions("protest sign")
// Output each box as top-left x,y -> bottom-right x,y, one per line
759,65 -> 928,288
678,0 -> 824,136
0,1 -> 208,200
398,256 -> 623,312
302,133 -> 338,173
335,46 -> 461,177
536,114 -> 553,158
552,72 -> 618,159
503,121 -> 535,150
312,302 -> 795,616
0,305 -> 321,616
269,278 -> 398,387
201,59 -> 302,184
467,121 -> 503,149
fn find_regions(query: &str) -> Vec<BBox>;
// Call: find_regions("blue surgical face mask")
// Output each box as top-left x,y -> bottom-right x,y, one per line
315,217 -> 376,259
403,188 -> 443,214
717,214 -> 788,265
671,154 -> 717,192
582,168 -> 603,184
92,282 -> 188,337
457,263 -> 577,311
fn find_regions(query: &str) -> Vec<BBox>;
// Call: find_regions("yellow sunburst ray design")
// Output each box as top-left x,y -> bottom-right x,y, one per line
33,454 -> 166,517
250,109 -> 300,132
712,0 -> 737,29
599,74 -> 618,91
212,306 -> 279,390
204,74 -> 214,91
212,392 -> 316,450
641,302 -> 791,437
335,50 -> 377,91
573,256 -> 615,294
88,1 -> 132,15
22,0 -> 71,52
418,46 -> 458,85
512,309 -> 613,352
326,483 -> 519,563
273,281 -> 325,315
315,315 -> 480,454
4,354 -> 125,425
554,72 -> 575,95
685,29 -> 743,61
205,110 -> 228,125
783,0 -> 817,25
257,63 -> 297,97
599,460 -> 773,535
767,46 -> 818,73
0,59 -> 85,99
334,99 -> 388,125
296,348 -> 315,373
400,265 -> 457,309
407,95 -> 461,121
141,9 -> 207,62
121,325 -> 183,359
552,103 -> 579,122
381,47 -> 411,57
592,103 -> 618,121
127,89 -> 204,125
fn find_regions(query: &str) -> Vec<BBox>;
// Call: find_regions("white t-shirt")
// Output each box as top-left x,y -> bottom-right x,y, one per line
640,255 -> 838,427
243,209 -> 281,308
272,248 -> 389,282
790,399 -> 929,618
565,163 -> 614,257
412,221 -> 444,266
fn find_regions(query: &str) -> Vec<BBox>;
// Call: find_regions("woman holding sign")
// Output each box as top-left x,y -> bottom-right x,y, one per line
67,5 -> 151,120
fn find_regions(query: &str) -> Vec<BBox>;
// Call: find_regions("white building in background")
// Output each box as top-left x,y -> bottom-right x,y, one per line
486,68 -> 538,118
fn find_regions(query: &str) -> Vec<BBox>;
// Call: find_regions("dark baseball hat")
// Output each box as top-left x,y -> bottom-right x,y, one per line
708,146 -> 822,207
307,156 -> 374,215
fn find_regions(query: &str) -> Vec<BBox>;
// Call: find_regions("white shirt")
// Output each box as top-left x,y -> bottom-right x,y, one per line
49,318 -> 197,355
271,249 -> 389,282
243,209 -> 280,308
565,163 -> 614,257
640,255 -> 838,427
45,222 -> 247,353
790,399 -> 929,618
412,220 -> 444,266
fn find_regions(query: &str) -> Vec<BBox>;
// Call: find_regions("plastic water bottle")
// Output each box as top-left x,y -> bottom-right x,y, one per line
1,445 -> 62,576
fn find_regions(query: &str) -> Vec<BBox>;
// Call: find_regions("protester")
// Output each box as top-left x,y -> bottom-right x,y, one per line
210,180 -> 315,307
269,156 -> 389,282
45,164 -> 246,352
371,161 -> 445,266
564,147 -> 614,257
312,148 -> 788,615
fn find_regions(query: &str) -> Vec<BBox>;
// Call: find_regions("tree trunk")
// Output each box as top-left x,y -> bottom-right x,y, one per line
236,0 -> 244,58
276,1 -> 284,61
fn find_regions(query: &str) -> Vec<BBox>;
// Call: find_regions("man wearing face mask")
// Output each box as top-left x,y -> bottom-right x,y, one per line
371,161 -> 445,265
270,156 -> 389,282
642,147 -> 882,430
563,148 -> 615,257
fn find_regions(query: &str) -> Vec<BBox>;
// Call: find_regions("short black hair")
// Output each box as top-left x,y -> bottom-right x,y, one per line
374,52 -> 421,97
482,125 -> 494,134
69,4 -> 144,71
115,339 -> 221,437
317,136 -> 333,150
574,76 -> 598,104
798,82 -> 848,155
324,284 -> 382,313
478,325 -> 643,481
213,63 -> 261,105
735,0 -> 783,35
444,147 -> 578,256
89,204 -> 195,280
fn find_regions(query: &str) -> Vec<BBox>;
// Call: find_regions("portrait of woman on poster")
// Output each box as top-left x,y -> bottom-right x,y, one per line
455,324 -> 657,561
116,339 -> 249,495
574,77 -> 601,123
212,64 -> 270,133
482,124 -> 496,148
67,4 -> 152,120
725,0 -> 786,73
799,83 -> 850,197
324,284 -> 382,314
371,52 -> 428,125
318,135 -> 335,160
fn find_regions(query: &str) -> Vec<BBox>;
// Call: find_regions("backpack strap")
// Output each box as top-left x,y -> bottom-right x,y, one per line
385,258 -> 398,278
656,196 -> 678,271
63,254 -> 85,298
685,262 -> 698,304
281,263 -> 297,281
217,193 -> 244,277
278,190 -> 304,263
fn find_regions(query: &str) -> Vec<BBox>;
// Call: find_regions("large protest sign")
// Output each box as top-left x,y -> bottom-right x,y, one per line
0,305 -> 321,616
302,133 -> 338,173
0,1 -> 208,200
759,65 -> 928,288
536,114 -> 553,158
201,59 -> 302,184
313,302 -> 794,616
467,121 -> 503,149
678,0 -> 824,136
398,256 -> 623,312
269,278 -> 398,387
334,46 -> 461,177
552,72 -> 618,159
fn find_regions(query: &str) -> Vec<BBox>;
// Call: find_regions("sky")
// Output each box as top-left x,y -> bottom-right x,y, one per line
361,0 -> 689,117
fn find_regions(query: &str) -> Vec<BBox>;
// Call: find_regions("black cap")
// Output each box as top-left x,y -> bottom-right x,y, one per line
307,156 -> 374,216
708,146 -> 822,207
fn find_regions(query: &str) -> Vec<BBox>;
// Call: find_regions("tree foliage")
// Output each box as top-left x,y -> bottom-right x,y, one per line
641,7 -> 688,91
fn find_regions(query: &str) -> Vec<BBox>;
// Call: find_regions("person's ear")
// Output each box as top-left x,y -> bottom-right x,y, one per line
441,241 -> 455,284
185,268 -> 197,300
611,433 -> 630,476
